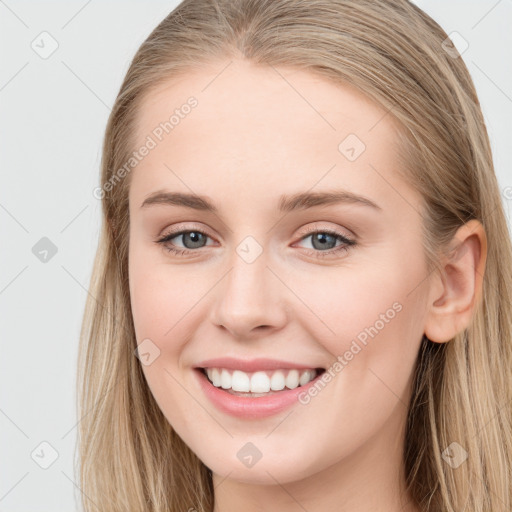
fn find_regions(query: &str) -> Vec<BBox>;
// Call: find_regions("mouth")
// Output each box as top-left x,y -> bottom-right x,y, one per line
197,366 -> 326,398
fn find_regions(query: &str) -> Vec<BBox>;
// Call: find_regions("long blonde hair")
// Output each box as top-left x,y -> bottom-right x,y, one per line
76,1 -> 512,510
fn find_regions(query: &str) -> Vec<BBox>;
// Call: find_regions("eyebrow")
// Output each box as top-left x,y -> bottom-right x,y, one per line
140,189 -> 381,212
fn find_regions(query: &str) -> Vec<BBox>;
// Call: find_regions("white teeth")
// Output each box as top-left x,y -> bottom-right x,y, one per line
231,370 -> 250,392
220,369 -> 231,389
299,369 -> 315,386
270,371 -> 285,391
204,367 -> 318,393
285,369 -> 299,389
211,368 -> 221,387
251,371 -> 270,393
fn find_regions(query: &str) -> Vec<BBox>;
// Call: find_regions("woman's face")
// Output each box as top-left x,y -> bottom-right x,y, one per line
128,59 -> 431,485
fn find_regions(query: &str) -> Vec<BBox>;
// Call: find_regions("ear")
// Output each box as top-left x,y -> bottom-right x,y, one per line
424,219 -> 488,343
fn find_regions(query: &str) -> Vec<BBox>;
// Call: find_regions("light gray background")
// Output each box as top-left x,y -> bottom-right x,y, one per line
1,1 -> 511,510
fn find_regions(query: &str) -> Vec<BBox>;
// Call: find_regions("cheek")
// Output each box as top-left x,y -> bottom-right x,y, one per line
128,249 -> 207,424
289,249 -> 427,396
129,241 -> 195,343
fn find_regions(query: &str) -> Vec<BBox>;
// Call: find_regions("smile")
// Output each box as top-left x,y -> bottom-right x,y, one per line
202,367 -> 321,396
194,362 -> 327,419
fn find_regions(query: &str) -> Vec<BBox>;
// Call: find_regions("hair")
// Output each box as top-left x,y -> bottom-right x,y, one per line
76,0 -> 512,510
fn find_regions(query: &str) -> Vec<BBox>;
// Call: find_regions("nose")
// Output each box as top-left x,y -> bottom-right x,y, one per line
208,247 -> 288,340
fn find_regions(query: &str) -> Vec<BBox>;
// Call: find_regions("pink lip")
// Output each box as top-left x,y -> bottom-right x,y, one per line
195,357 -> 323,373
194,367 -> 325,419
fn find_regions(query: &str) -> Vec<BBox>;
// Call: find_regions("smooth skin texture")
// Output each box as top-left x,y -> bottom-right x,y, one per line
128,59 -> 486,512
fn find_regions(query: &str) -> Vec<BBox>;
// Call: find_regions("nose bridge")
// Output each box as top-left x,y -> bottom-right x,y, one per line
209,236 -> 288,337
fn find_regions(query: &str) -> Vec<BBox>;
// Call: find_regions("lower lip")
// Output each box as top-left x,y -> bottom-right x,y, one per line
194,368 -> 324,419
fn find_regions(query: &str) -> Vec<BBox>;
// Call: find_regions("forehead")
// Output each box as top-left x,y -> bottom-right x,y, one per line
129,59 -> 411,214
135,58 -> 397,146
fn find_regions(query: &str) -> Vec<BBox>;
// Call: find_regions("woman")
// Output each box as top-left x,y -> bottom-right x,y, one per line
77,1 -> 512,510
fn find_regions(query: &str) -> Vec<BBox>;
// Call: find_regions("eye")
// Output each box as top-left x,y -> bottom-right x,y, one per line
155,225 -> 357,259
294,227 -> 356,258
156,227 -> 215,256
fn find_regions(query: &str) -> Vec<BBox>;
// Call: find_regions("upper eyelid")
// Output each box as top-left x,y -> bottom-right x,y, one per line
297,223 -> 355,240
159,221 -> 355,239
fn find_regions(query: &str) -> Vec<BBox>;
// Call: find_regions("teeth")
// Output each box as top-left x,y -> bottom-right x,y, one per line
232,370 -> 250,392
285,369 -> 299,389
204,367 -> 318,392
270,371 -> 285,391
251,371 -> 270,393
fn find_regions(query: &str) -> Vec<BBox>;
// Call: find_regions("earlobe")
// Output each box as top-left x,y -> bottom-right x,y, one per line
424,219 -> 487,344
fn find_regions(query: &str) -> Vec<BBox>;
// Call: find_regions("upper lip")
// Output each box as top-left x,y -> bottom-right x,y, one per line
195,357 -> 325,373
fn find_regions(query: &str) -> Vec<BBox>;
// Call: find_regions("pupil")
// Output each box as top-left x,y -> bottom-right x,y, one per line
184,231 -> 205,249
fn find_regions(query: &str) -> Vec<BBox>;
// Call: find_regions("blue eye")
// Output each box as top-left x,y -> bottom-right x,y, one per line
295,229 -> 356,258
156,228 -> 356,258
156,230 -> 212,256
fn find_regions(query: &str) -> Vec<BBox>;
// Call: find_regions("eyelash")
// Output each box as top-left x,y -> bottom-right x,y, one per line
155,225 -> 356,259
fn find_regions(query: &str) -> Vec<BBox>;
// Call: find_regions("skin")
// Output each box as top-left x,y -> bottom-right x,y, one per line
127,58 -> 486,512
